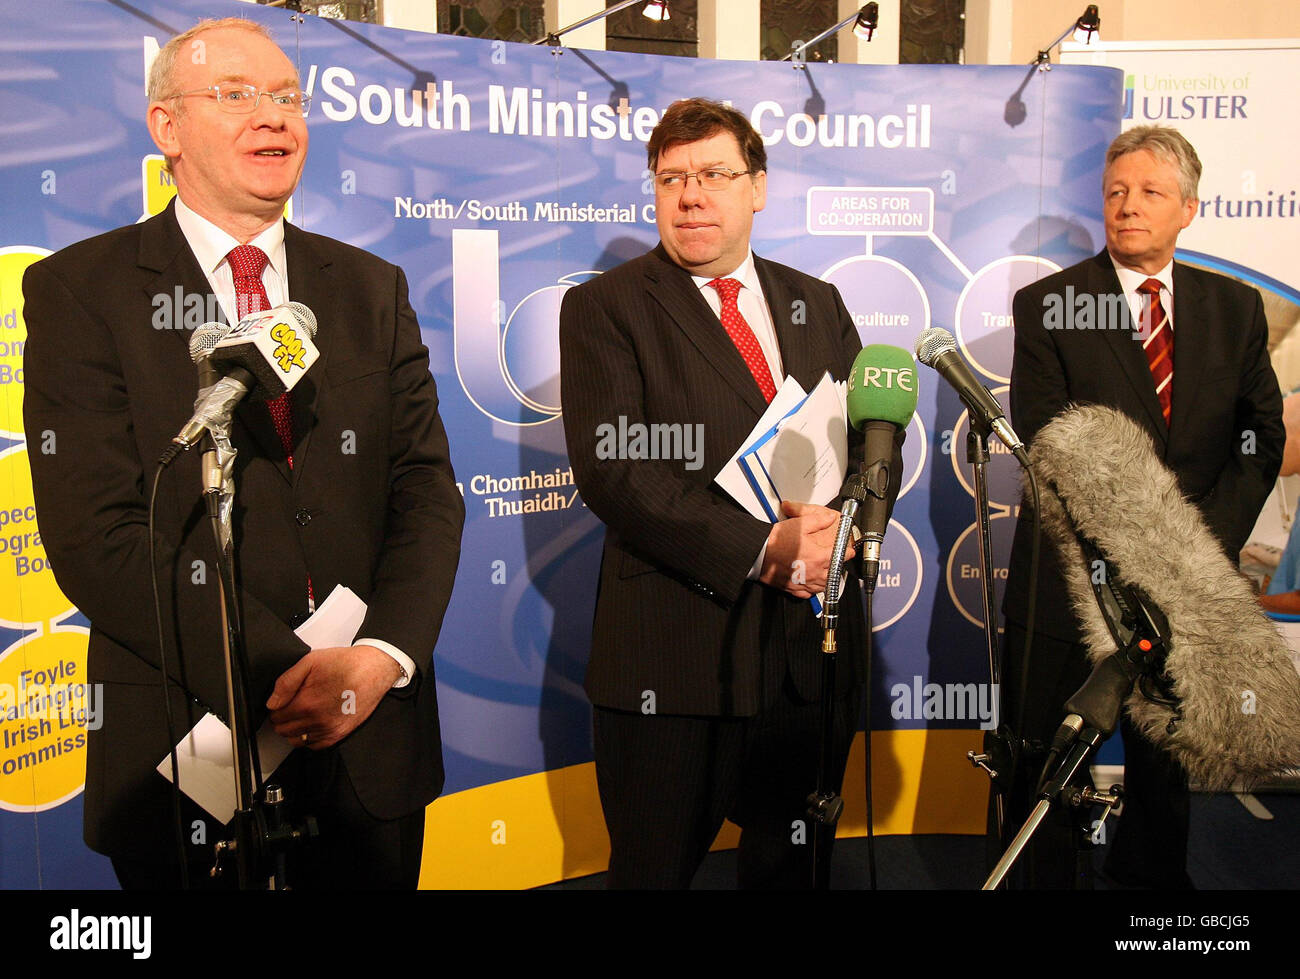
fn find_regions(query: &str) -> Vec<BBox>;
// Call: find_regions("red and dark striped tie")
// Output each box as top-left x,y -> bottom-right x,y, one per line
708,277 -> 777,403
1138,277 -> 1173,425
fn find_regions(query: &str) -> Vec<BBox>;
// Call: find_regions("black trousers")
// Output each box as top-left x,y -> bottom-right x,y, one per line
593,676 -> 860,890
111,748 -> 425,891
995,623 -> 1191,889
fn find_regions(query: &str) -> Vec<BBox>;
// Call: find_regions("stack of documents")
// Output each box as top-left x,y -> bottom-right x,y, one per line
715,371 -> 850,613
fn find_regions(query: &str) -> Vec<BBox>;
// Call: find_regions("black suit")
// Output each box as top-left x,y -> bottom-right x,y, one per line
22,202 -> 464,887
1001,249 -> 1282,887
560,245 -> 894,887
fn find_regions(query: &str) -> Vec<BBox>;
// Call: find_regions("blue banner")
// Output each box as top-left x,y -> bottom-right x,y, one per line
0,0 -> 1121,886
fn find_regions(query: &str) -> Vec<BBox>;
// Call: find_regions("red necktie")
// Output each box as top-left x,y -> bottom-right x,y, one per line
707,277 -> 777,403
1138,277 -> 1173,425
227,245 -> 296,465
227,244 -> 313,610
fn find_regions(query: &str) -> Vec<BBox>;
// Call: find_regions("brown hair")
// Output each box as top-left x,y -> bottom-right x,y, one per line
646,97 -> 767,174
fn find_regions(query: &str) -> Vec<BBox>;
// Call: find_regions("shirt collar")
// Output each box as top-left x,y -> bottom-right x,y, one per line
691,250 -> 760,295
1110,255 -> 1174,297
173,194 -> 287,281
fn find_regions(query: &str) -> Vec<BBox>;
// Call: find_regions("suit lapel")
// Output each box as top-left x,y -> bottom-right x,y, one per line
138,202 -> 220,358
642,245 -> 769,416
281,223 -> 336,488
1091,251 -> 1169,446
753,255 -> 814,388
1167,261 -> 1205,444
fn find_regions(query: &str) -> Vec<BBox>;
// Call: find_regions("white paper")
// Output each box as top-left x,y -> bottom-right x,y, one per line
714,373 -> 850,617
714,376 -> 808,519
742,372 -> 848,510
156,713 -> 296,824
293,584 -> 368,649
158,585 -> 369,822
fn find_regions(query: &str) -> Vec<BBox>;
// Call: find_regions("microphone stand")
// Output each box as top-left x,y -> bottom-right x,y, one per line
983,725 -> 1122,890
200,423 -> 317,889
961,417 -> 1007,838
981,650 -> 1132,890
809,473 -> 869,889
982,542 -> 1170,889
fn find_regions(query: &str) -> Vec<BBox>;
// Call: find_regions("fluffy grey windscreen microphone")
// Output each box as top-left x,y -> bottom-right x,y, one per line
1030,403 -> 1300,790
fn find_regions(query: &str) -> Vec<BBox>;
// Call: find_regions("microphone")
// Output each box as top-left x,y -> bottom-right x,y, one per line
189,322 -> 232,491
913,327 -> 1028,465
163,303 -> 319,463
189,322 -> 229,389
206,301 -> 319,401
1031,403 -> 1300,789
839,343 -> 918,592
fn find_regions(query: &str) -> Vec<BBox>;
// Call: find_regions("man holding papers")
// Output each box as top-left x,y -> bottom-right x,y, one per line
560,97 -> 902,888
23,19 -> 463,889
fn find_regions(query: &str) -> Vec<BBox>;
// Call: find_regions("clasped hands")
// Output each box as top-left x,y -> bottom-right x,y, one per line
758,500 -> 853,600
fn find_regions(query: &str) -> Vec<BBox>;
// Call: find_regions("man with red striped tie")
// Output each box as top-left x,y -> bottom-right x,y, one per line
1002,125 -> 1283,889
560,98 -> 902,888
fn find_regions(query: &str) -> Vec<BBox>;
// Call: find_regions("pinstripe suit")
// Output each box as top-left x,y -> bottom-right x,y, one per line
560,244 -> 892,886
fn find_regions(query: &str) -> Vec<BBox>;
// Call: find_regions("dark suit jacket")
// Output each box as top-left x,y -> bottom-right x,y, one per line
1003,249 -> 1283,644
560,245 -> 892,717
22,202 -> 464,859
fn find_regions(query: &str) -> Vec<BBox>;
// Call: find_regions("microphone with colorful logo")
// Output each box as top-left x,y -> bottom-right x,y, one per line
161,302 -> 319,465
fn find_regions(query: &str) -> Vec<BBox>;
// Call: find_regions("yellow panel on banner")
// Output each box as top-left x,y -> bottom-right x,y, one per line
419,728 -> 988,889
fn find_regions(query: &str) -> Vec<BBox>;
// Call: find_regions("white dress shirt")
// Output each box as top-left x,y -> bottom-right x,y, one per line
1111,256 -> 1175,335
173,196 -> 415,687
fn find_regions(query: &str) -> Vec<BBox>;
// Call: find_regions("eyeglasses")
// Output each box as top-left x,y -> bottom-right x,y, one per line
653,167 -> 754,193
168,83 -> 312,116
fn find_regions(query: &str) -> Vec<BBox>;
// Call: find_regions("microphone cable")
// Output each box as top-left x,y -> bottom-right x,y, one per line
1008,465 -> 1043,800
148,457 -> 190,889
864,583 -> 877,890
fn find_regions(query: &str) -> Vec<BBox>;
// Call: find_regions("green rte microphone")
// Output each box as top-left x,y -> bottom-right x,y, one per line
846,344 -> 919,429
843,344 -> 917,590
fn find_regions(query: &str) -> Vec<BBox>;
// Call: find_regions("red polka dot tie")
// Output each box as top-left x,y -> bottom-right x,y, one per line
1138,277 -> 1173,425
707,277 -> 776,403
227,244 -> 313,610
227,245 -> 296,464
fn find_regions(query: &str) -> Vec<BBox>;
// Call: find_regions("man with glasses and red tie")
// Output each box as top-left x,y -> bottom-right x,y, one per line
22,18 -> 463,889
1002,125 -> 1283,889
560,97 -> 901,889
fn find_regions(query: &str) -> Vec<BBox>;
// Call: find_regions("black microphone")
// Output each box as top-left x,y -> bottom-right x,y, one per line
841,344 -> 918,592
914,327 -> 1028,465
162,303 -> 319,464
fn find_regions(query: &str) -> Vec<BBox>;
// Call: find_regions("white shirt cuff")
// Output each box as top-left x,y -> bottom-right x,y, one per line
354,638 -> 416,689
748,538 -> 769,580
